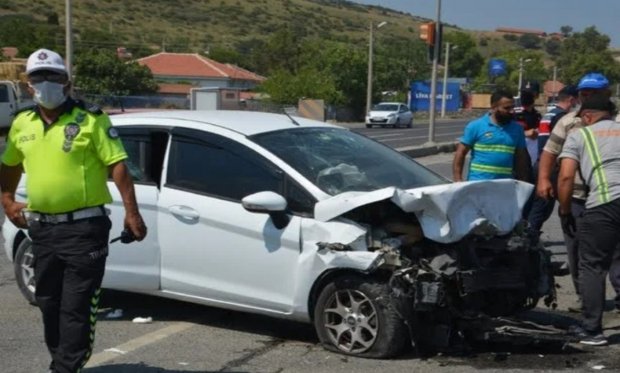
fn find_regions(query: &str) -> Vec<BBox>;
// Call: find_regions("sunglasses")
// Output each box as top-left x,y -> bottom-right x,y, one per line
28,73 -> 68,84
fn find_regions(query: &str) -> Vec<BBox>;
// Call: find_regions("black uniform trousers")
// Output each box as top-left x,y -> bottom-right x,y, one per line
30,215 -> 111,373
578,198 -> 620,333
566,200 -> 620,307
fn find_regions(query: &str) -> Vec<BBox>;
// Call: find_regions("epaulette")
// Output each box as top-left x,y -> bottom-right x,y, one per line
74,99 -> 103,115
12,104 -> 37,117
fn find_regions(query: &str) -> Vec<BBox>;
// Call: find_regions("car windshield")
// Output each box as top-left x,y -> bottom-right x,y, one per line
251,128 -> 447,195
372,104 -> 399,111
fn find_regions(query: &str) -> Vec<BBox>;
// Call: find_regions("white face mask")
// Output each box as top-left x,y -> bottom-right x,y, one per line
30,81 -> 67,109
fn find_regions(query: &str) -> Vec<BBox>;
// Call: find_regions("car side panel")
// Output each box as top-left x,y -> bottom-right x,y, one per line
158,187 -> 303,313
103,183 -> 160,290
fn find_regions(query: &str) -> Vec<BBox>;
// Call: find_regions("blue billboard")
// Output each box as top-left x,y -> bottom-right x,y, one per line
410,81 -> 461,112
488,59 -> 507,77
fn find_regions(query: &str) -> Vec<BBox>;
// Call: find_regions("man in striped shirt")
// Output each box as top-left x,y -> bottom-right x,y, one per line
558,93 -> 620,346
453,90 -> 529,182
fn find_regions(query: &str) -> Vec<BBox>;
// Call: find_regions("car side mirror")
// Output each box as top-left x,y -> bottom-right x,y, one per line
242,191 -> 290,229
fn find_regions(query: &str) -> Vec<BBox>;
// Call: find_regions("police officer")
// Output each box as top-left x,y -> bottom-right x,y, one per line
0,48 -> 147,373
524,86 -> 578,239
558,92 -> 620,346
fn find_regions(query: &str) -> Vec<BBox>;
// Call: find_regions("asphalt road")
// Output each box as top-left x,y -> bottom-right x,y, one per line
2,137 -> 620,372
345,119 -> 468,149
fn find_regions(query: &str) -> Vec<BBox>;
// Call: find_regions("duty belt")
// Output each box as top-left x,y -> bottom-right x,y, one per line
25,206 -> 108,224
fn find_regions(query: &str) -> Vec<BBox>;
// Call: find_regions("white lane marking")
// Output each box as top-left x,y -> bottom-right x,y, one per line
86,322 -> 194,367
376,132 -> 462,143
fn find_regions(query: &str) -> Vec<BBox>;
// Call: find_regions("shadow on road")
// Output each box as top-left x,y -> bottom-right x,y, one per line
98,290 -> 317,344
85,362 -> 247,373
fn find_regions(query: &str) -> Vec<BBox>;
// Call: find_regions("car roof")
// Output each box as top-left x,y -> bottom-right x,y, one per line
109,110 -> 340,136
376,102 -> 402,105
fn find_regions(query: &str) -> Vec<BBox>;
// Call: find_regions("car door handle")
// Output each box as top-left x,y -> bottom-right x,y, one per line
168,205 -> 200,220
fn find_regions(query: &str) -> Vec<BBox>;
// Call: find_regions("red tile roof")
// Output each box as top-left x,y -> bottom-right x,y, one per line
496,27 -> 547,36
137,52 -> 265,82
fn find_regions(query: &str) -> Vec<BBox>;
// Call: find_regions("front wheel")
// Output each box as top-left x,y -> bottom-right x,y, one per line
313,275 -> 409,358
14,238 -> 37,305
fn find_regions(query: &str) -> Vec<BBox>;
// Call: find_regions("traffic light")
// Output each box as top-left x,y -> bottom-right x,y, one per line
419,22 -> 436,46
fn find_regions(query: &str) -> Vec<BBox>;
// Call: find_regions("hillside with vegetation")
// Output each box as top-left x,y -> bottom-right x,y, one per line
1,0 -> 618,114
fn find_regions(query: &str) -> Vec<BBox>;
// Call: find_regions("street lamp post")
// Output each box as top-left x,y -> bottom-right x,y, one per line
65,0 -> 73,85
517,57 -> 531,97
366,21 -> 387,117
427,0 -> 441,145
552,65 -> 558,101
440,42 -> 457,118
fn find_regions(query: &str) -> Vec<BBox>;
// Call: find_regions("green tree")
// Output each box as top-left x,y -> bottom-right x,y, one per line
555,26 -> 620,84
374,36 -> 429,91
259,67 -> 341,105
0,14 -> 60,56
250,25 -> 306,75
75,50 -> 158,96
443,31 -> 484,78
517,34 -> 541,49
544,39 -> 561,56
473,50 -> 546,93
560,25 -> 573,37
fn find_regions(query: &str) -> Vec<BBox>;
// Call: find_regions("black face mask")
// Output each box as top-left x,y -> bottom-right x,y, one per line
495,112 -> 514,124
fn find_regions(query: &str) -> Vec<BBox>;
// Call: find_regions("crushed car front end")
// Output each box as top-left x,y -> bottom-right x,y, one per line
307,180 -> 566,356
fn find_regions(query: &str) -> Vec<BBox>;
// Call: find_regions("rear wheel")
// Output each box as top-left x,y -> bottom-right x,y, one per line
366,123 -> 372,128
14,238 -> 36,305
314,275 -> 408,358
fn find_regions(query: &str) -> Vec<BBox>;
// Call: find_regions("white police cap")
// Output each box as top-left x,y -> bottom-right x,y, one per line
26,48 -> 67,75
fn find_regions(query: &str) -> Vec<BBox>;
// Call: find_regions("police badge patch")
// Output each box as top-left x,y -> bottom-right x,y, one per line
107,127 -> 120,139
63,123 -> 81,152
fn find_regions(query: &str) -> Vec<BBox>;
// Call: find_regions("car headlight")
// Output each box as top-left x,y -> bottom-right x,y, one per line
387,113 -> 395,118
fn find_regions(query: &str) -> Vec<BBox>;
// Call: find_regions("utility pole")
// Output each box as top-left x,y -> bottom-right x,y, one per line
365,21 -> 387,118
552,65 -> 558,101
440,42 -> 451,118
366,21 -> 374,118
427,0 -> 441,145
518,57 -> 524,96
65,0 -> 73,84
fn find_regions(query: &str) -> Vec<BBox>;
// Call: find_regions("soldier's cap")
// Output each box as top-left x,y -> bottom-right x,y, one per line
558,85 -> 578,98
577,92 -> 616,117
26,48 -> 67,75
577,72 -> 609,90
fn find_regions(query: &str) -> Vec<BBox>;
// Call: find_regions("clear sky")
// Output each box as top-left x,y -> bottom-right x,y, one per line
354,0 -> 620,48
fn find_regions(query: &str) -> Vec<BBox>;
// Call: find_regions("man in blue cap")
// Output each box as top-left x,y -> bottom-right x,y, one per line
536,72 -> 620,314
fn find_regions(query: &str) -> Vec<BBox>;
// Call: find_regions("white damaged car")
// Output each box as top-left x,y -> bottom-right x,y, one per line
4,111 -> 563,358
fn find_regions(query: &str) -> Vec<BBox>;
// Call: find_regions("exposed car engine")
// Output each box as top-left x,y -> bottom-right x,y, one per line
330,199 -> 565,352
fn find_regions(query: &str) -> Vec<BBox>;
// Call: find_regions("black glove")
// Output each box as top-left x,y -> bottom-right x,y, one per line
560,212 -> 576,238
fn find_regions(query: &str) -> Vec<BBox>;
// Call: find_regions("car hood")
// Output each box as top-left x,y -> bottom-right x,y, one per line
314,179 -> 533,244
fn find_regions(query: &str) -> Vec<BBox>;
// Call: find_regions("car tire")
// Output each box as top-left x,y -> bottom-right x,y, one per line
313,275 -> 409,358
407,119 -> 412,128
394,118 -> 400,128
14,238 -> 37,305
366,123 -> 372,128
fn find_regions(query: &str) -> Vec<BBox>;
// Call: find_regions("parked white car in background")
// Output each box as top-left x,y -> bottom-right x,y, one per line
365,102 -> 413,128
4,110 -> 559,358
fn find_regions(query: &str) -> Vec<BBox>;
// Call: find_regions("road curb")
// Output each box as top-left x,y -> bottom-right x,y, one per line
398,141 -> 458,158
